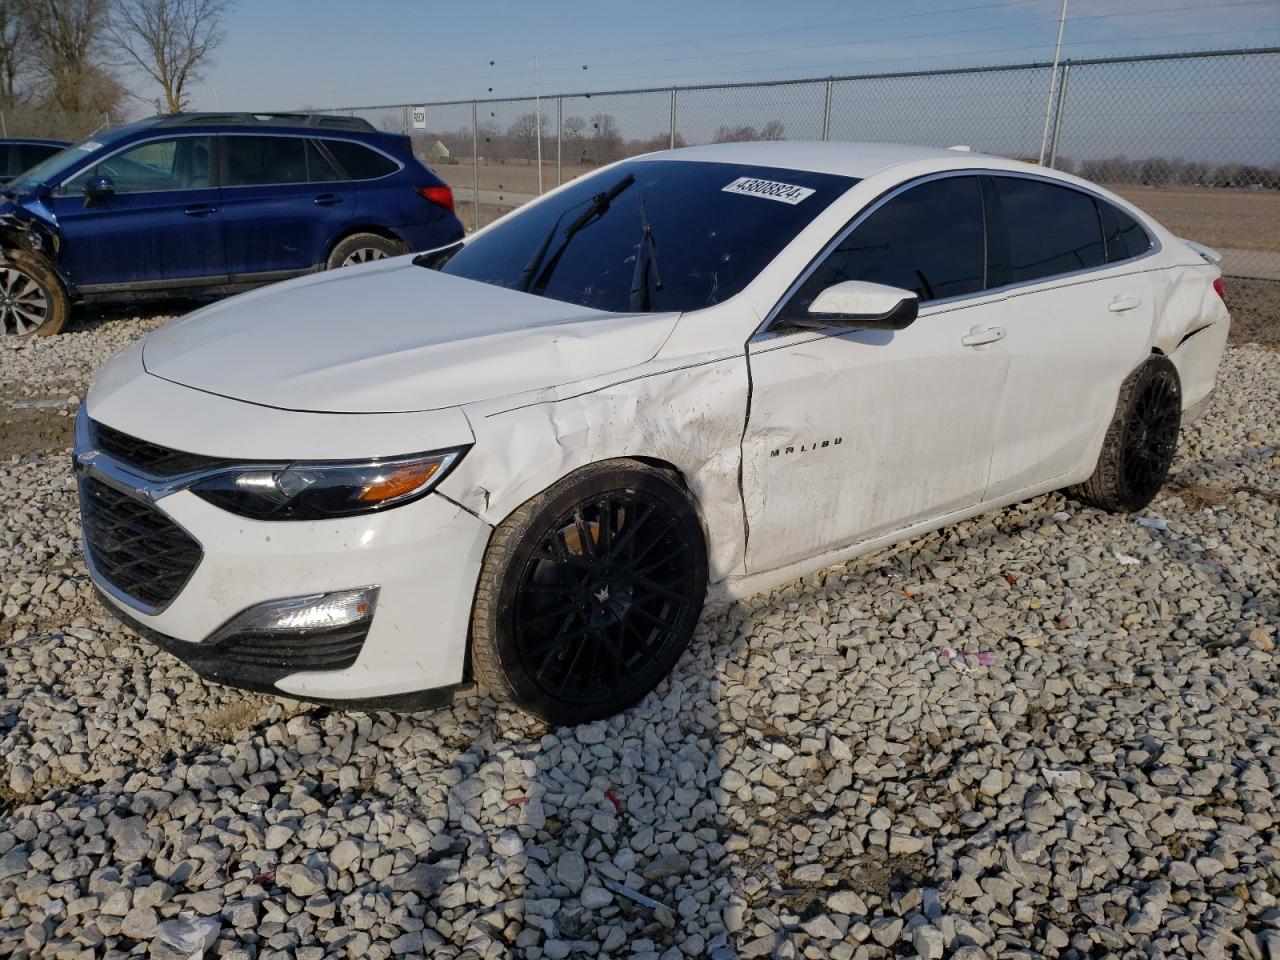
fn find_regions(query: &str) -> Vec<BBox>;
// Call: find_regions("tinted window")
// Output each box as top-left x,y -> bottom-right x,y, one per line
322,139 -> 398,180
306,140 -> 342,182
0,144 -> 16,178
791,175 -> 984,308
1099,201 -> 1153,262
988,177 -> 1104,284
440,160 -> 855,313
63,137 -> 212,194
20,143 -> 64,170
224,136 -> 309,186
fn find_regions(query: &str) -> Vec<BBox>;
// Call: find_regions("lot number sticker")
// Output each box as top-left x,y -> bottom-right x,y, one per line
722,176 -> 815,204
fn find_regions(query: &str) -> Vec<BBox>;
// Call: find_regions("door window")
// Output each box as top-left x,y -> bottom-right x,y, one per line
62,137 -> 212,195
1099,200 -> 1153,262
320,139 -> 399,180
223,136 -> 313,186
788,175 -> 985,311
987,177 -> 1105,285
20,143 -> 65,170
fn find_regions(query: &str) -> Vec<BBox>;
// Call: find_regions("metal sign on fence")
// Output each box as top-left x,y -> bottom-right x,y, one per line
411,107 -> 427,130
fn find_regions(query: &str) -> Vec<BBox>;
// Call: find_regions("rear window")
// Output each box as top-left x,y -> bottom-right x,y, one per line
988,176 -> 1105,285
321,140 -> 398,180
438,159 -> 855,313
1099,201 -> 1153,262
20,143 -> 64,170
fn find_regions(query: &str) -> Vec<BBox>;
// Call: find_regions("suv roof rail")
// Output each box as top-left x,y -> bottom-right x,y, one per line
152,112 -> 377,132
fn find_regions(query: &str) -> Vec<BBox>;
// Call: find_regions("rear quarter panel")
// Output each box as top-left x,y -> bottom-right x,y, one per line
1148,262 -> 1231,411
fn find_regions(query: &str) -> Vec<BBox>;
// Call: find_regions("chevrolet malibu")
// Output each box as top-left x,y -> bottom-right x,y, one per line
76,141 -> 1230,724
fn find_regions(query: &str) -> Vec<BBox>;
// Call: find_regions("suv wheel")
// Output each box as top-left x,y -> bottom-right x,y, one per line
0,251 -> 68,337
326,233 -> 405,270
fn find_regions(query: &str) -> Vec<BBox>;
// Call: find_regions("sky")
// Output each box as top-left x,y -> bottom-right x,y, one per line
170,0 -> 1280,112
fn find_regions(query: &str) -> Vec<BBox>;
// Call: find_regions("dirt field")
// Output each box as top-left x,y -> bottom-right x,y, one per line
1108,185 -> 1280,254
1224,277 -> 1280,345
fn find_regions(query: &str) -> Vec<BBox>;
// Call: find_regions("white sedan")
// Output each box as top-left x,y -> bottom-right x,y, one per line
76,141 -> 1230,724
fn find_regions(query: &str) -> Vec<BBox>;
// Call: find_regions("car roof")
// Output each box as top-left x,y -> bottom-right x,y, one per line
0,137 -> 71,146
639,140 -> 1022,180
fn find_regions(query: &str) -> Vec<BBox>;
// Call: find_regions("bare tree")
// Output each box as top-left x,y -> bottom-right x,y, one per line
19,0 -> 123,116
0,0 -> 33,107
507,112 -> 539,162
109,0 -> 233,113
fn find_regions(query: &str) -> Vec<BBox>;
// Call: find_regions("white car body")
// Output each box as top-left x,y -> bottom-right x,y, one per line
78,141 -> 1230,704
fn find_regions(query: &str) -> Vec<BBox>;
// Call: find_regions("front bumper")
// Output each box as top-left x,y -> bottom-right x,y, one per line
76,434 -> 494,703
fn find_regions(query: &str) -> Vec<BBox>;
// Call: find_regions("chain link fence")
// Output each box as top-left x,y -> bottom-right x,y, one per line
324,46 -> 1278,278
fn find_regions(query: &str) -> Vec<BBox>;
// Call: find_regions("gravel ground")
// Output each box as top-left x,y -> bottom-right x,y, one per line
1,311 -> 1277,960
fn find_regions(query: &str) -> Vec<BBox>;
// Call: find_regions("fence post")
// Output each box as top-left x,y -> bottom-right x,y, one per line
471,101 -> 480,232
0,111 -> 6,138
669,89 -> 677,149
1047,61 -> 1072,168
822,79 -> 833,140
556,96 -> 563,186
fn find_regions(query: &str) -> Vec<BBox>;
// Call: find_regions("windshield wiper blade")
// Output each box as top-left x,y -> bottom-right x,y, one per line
628,193 -> 663,312
523,172 -> 635,294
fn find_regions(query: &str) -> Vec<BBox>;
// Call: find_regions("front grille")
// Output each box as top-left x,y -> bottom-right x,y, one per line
215,626 -> 367,671
79,476 -> 203,610
91,420 -> 231,477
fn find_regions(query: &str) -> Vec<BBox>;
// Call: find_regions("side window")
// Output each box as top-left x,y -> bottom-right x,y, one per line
306,140 -> 341,182
223,136 -> 309,186
790,175 -> 984,309
987,177 -> 1105,285
0,144 -> 16,178
20,143 -> 64,170
63,137 -> 212,195
1099,201 -> 1153,262
321,139 -> 398,180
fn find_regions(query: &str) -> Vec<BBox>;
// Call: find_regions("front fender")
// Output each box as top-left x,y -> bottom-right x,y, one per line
438,354 -> 750,583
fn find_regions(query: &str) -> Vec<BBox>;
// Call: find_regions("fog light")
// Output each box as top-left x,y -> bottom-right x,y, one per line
209,587 -> 378,642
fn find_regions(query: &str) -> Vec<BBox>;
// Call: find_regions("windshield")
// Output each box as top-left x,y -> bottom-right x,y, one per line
439,159 -> 856,313
6,140 -> 104,195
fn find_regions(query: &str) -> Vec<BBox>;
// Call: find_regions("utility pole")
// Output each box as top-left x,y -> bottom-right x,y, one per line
1038,0 -> 1069,165
534,56 -> 544,194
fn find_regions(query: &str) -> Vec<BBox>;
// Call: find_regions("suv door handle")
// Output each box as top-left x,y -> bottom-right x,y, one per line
184,205 -> 217,217
313,194 -> 342,206
1108,296 -> 1142,312
961,325 -> 1007,347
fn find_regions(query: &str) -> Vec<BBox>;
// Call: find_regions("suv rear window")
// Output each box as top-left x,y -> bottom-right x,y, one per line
438,159 -> 855,313
321,140 -> 398,180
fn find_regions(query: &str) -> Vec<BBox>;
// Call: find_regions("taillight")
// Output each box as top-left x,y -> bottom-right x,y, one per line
1212,277 -> 1226,301
416,185 -> 454,212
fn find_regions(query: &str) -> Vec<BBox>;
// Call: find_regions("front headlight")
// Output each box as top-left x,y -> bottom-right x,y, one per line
190,448 -> 466,521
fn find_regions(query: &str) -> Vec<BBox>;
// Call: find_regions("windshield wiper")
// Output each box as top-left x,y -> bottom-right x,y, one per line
628,193 -> 663,311
522,172 -> 635,294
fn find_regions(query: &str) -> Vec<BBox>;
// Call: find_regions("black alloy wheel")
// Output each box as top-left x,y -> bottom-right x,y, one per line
470,462 -> 708,725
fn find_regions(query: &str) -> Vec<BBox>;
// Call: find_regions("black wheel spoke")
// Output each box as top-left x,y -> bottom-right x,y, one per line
511,486 -> 699,706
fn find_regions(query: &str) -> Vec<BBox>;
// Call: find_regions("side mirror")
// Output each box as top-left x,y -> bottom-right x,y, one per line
83,175 -> 115,205
785,280 -> 918,331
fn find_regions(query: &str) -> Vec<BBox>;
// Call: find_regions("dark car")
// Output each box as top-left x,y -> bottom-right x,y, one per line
0,138 -> 71,186
0,113 -> 464,336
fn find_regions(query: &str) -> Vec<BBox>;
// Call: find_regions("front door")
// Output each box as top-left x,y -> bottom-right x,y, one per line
50,135 -> 224,289
741,175 -> 1010,573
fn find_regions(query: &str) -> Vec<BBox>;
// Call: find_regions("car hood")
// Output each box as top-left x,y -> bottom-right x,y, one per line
142,259 -> 682,414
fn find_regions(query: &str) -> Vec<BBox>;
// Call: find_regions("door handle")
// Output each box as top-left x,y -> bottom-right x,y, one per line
313,194 -> 342,206
184,205 -> 216,217
961,325 -> 1007,347
1108,296 -> 1142,313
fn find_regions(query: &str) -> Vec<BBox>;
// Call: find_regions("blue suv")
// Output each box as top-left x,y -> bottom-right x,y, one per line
0,113 -> 465,336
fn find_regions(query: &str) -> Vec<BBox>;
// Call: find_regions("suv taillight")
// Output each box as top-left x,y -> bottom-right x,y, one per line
416,185 -> 454,212
1212,277 -> 1226,301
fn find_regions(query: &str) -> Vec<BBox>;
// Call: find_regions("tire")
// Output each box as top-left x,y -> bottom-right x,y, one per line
325,233 -> 405,270
0,249 -> 69,337
1068,354 -> 1182,513
470,460 -> 708,725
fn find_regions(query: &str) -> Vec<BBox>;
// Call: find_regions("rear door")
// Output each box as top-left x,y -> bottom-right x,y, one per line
48,135 -> 225,288
981,175 -> 1156,499
217,134 -> 356,277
